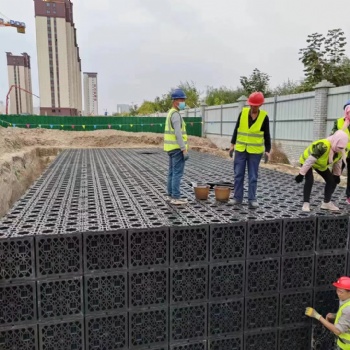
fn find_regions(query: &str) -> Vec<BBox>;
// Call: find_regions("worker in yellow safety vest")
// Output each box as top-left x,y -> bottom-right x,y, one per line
330,101 -> 350,204
295,130 -> 348,212
306,276 -> 350,349
229,91 -> 271,208
164,88 -> 189,206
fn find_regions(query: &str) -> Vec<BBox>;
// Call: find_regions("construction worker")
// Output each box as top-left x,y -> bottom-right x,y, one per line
164,88 -> 189,205
295,130 -> 348,212
305,276 -> 350,349
229,92 -> 271,208
330,101 -> 350,204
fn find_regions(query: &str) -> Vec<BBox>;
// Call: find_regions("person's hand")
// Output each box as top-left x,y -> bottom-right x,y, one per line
326,313 -> 336,322
305,307 -> 321,320
229,145 -> 234,158
183,150 -> 189,161
295,174 -> 304,183
265,152 -> 270,160
333,175 -> 341,184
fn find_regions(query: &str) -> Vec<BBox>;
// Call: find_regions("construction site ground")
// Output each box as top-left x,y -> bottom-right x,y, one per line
0,126 -> 345,218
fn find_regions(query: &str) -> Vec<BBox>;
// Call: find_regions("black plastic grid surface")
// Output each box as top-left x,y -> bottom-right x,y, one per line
170,266 -> 208,304
0,324 -> 38,350
278,326 -> 311,350
84,272 -> 127,314
170,341 -> 207,350
170,225 -> 209,265
209,223 -> 246,262
129,268 -> 168,308
209,335 -> 243,350
209,262 -> 245,299
247,220 -> 282,258
85,312 -> 127,350
244,329 -> 278,350
0,281 -> 36,326
0,236 -> 35,281
209,298 -> 244,336
35,233 -> 82,278
37,276 -> 83,321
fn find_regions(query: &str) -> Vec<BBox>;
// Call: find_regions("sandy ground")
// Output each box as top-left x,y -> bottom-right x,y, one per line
0,126 -> 345,217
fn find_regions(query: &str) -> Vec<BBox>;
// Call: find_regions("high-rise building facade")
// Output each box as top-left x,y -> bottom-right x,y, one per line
34,0 -> 82,116
6,52 -> 33,115
83,72 -> 98,115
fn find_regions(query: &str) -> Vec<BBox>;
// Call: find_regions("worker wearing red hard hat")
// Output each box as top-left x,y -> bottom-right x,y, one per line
229,92 -> 271,208
306,276 -> 350,349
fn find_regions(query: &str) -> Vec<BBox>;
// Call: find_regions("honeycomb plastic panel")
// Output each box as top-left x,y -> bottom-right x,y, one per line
316,216 -> 349,252
245,294 -> 279,331
278,326 -> 311,350
85,272 -> 127,314
0,324 -> 38,350
210,223 -> 246,262
209,335 -> 243,350
170,303 -> 207,343
281,255 -> 314,291
170,266 -> 207,304
39,318 -> 84,350
244,329 -> 278,350
279,290 -> 313,326
129,307 -> 168,349
0,236 -> 35,281
36,233 -> 82,277
209,262 -> 245,299
170,341 -> 207,350
38,276 -> 83,321
282,218 -> 316,255
83,230 -> 127,272
0,281 -> 36,326
85,312 -> 127,350
170,225 -> 209,265
312,323 -> 335,350
315,252 -> 347,288
209,298 -> 244,336
247,220 -> 282,258
129,268 -> 168,308
313,289 -> 339,315
128,228 -> 169,269
246,258 -> 280,295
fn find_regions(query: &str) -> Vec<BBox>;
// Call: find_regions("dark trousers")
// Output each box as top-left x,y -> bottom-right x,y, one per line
303,168 -> 337,203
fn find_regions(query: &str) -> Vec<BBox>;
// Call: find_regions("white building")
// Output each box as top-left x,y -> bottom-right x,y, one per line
0,101 -> 5,115
117,104 -> 131,114
34,0 -> 82,116
83,72 -> 98,115
6,52 -> 33,115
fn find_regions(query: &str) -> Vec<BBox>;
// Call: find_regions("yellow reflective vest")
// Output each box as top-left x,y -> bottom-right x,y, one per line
164,108 -> 188,152
235,107 -> 267,154
337,118 -> 350,154
335,299 -> 350,349
299,139 -> 342,171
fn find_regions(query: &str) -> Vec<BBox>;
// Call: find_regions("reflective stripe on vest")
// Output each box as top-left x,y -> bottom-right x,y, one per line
337,118 -> 350,154
164,108 -> 188,152
299,139 -> 342,171
335,300 -> 350,349
235,107 -> 267,154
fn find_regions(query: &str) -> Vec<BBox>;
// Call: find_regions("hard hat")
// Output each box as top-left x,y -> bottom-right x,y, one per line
333,276 -> 350,290
247,92 -> 264,106
344,100 -> 350,110
171,89 -> 187,100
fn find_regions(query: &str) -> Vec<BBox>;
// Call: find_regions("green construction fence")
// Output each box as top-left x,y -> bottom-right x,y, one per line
0,115 -> 202,137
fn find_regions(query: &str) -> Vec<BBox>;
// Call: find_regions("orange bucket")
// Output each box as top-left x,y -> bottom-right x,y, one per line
214,186 -> 231,202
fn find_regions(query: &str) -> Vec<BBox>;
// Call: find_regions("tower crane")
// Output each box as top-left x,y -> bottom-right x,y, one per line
0,11 -> 25,34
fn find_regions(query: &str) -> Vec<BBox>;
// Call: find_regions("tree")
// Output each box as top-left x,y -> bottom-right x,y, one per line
298,28 -> 350,88
137,101 -> 157,115
205,86 -> 245,106
240,68 -> 271,96
129,104 -> 138,116
177,81 -> 201,108
272,79 -> 302,96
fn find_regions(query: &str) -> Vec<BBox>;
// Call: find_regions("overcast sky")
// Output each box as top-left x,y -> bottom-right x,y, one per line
1,0 -> 350,114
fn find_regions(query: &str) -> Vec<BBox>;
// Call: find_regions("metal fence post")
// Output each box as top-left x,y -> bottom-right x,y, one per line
200,102 -> 207,137
272,95 -> 277,142
220,104 -> 223,136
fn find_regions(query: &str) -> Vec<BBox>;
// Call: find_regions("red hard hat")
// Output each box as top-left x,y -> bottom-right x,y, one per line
333,276 -> 350,290
247,92 -> 265,106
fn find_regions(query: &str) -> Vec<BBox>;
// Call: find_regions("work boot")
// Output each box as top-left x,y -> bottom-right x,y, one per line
231,198 -> 242,205
165,196 -> 172,202
248,201 -> 259,209
302,202 -> 310,212
320,201 -> 339,211
170,198 -> 188,205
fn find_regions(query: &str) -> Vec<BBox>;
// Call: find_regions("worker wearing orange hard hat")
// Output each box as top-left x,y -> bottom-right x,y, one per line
229,92 -> 271,208
305,276 -> 350,349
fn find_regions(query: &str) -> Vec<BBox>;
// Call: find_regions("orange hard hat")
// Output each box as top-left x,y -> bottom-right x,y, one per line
333,276 -> 350,290
247,92 -> 264,106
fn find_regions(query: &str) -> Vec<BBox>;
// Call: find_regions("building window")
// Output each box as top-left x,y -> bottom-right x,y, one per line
47,10 -> 50,14
46,3 -> 50,6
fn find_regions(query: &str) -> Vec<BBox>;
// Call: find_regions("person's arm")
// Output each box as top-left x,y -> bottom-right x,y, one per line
305,308 -> 341,336
330,120 -> 339,135
230,113 -> 242,147
262,116 -> 271,154
299,142 -> 327,175
171,112 -> 186,151
333,159 -> 343,176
